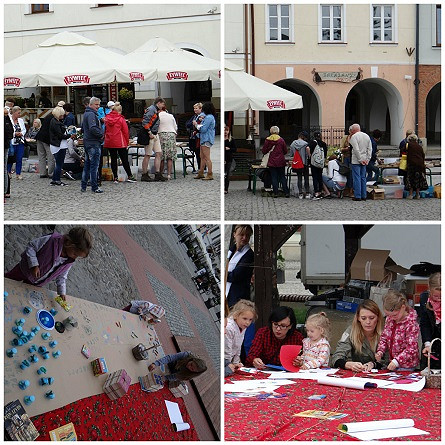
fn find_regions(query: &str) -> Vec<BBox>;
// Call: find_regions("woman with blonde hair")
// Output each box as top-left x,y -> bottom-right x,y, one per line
49,106 -> 74,186
331,299 -> 386,372
420,272 -> 441,369
7,106 -> 27,180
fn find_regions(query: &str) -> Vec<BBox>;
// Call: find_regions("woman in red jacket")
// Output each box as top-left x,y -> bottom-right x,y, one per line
261,126 -> 290,198
104,102 -> 135,183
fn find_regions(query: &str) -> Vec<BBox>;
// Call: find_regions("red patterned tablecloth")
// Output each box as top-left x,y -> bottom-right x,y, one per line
32,383 -> 198,441
224,371 -> 441,441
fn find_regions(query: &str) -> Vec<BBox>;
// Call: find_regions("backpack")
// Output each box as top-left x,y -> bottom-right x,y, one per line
335,159 -> 351,177
310,142 -> 324,169
291,149 -> 304,172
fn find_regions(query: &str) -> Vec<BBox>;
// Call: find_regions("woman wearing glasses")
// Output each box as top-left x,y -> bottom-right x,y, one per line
245,306 -> 303,369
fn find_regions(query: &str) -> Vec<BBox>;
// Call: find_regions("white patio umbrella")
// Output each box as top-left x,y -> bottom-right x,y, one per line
116,37 -> 220,83
4,31 -> 152,88
225,62 -> 303,111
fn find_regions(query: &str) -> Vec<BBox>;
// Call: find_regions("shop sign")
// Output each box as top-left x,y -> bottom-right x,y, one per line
4,77 -> 21,88
166,71 -> 188,81
312,68 -> 363,84
109,83 -> 118,102
129,72 -> 145,82
266,100 -> 286,109
64,75 -> 91,85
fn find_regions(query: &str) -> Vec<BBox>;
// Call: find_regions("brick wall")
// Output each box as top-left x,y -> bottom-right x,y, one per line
418,65 -> 441,139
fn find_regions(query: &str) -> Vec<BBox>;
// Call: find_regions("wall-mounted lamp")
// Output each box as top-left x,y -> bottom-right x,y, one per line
406,47 -> 415,56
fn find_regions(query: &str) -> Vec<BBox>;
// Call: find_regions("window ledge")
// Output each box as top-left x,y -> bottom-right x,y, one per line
265,41 -> 295,45
24,11 -> 54,15
318,42 -> 347,46
432,45 -> 441,49
369,42 -> 398,46
90,4 -> 123,8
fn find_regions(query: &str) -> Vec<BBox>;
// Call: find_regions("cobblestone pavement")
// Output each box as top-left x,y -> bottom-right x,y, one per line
225,181 -> 441,221
5,138 -> 221,221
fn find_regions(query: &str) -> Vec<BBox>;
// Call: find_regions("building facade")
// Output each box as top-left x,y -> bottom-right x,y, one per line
225,3 -> 441,146
4,4 -> 221,119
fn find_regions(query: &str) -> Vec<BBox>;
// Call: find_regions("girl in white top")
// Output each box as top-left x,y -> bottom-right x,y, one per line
322,155 -> 347,197
158,110 -> 178,179
293,312 -> 331,369
225,299 -> 257,366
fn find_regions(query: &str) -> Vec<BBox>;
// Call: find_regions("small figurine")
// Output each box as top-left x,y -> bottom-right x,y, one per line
18,380 -> 30,390
50,308 -> 58,316
19,335 -> 29,344
12,338 -> 23,347
52,350 -> 61,358
23,306 -> 32,314
39,377 -> 49,386
37,366 -> 47,375
28,344 -> 37,353
42,352 -> 50,360
24,395 -> 35,405
15,318 -> 26,326
29,354 -> 39,363
20,360 -> 30,370
45,390 -> 55,399
49,340 -> 58,348
6,348 -> 17,358
38,346 -> 48,354
12,326 -> 23,336
41,332 -> 51,340
31,326 -> 40,334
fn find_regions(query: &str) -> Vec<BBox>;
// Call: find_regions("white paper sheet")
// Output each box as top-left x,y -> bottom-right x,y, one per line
339,418 -> 429,440
348,376 -> 426,392
267,368 -> 338,380
318,376 -> 377,390
165,400 -> 190,432
224,379 -> 297,393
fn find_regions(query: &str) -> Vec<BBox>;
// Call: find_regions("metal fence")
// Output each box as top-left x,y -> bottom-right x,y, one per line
280,126 -> 348,148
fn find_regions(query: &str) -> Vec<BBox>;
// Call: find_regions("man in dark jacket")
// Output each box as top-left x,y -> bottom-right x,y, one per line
4,108 -> 14,198
367,129 -> 381,181
81,97 -> 104,193
141,97 -> 167,182
35,112 -> 55,178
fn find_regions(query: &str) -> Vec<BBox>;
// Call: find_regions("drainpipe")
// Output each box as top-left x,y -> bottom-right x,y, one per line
250,4 -> 257,143
244,4 -> 250,138
414,4 -> 419,135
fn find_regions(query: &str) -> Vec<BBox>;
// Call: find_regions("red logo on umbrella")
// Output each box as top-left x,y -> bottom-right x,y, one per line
63,75 -> 91,85
4,77 -> 21,88
266,100 -> 286,109
129,72 -> 145,81
166,72 -> 188,81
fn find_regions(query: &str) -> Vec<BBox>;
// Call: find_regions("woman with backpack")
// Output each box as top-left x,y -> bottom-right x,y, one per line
308,131 -> 327,200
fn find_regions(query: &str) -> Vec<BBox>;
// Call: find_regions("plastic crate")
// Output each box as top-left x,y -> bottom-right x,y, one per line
379,184 -> 404,199
336,301 -> 359,313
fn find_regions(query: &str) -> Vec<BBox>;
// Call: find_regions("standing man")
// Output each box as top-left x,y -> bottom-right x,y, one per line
141,97 -> 167,182
349,123 -> 372,201
367,129 -> 382,181
81,97 -> 104,193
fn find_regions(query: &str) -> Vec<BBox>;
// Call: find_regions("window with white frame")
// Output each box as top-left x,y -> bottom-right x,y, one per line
320,5 -> 344,42
372,5 -> 394,42
436,4 -> 441,46
267,4 -> 292,42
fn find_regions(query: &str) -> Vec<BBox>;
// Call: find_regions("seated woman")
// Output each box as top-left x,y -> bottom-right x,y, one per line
322,155 -> 347,198
331,300 -> 388,372
419,272 -> 441,370
245,306 -> 303,369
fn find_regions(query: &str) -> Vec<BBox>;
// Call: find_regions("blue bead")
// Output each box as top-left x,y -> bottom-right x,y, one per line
24,395 -> 35,405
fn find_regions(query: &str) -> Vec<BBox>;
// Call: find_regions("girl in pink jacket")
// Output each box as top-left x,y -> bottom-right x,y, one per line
375,290 -> 420,370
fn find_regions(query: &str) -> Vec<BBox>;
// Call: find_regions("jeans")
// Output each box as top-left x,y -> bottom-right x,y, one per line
7,143 -> 25,175
366,160 -> 379,181
296,165 -> 310,194
322,175 -> 346,192
81,142 -> 101,191
311,165 -> 323,194
52,148 -> 67,182
270,166 -> 289,195
351,163 -> 367,198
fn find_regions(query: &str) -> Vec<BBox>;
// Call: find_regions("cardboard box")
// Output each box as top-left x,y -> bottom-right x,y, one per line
366,186 -> 384,200
169,381 -> 189,398
139,373 -> 164,393
91,358 -> 108,377
350,249 -> 412,282
103,369 -> 131,400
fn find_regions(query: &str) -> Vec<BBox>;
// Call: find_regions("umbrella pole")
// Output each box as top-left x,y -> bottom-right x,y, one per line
67,86 -> 70,104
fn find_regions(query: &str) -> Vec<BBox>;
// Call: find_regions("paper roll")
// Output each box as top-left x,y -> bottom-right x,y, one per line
173,422 -> 190,432
317,377 -> 377,390
339,419 -> 414,433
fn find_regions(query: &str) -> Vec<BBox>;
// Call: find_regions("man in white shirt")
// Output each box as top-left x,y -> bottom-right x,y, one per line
349,123 -> 372,201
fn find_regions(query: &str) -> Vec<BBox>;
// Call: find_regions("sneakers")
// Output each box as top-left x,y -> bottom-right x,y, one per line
298,193 -> 304,200
63,171 -> 75,181
113,178 -> 119,184
126,175 -> 136,183
141,173 -> 155,182
305,193 -> 311,199
312,194 -> 322,201
50,181 -> 68,186
16,175 -> 23,180
93,188 -> 104,194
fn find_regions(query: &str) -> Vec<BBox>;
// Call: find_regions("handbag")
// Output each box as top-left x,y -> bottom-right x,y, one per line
137,126 -> 150,145
399,154 -> 408,171
424,338 -> 441,389
260,145 -> 275,168
369,274 -> 392,312
291,149 -> 304,172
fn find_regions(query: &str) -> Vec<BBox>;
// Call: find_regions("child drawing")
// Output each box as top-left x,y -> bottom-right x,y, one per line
122,300 -> 165,323
293,312 -> 331,369
5,227 -> 92,302
375,290 -> 420,371
224,299 -> 257,367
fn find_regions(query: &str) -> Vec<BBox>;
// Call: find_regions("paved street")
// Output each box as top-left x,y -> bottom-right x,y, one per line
5,138 -> 221,221
225,180 -> 441,221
